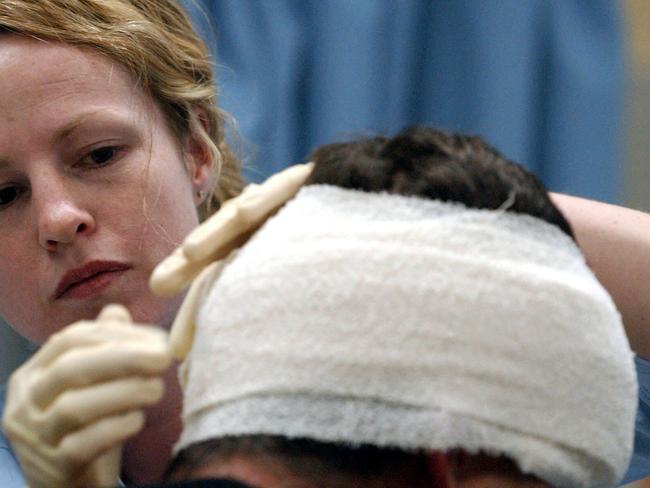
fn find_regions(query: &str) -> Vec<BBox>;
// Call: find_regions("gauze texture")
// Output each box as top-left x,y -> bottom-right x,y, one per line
178,185 -> 637,488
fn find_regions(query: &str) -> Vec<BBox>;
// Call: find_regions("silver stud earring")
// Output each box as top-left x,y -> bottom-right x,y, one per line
196,190 -> 206,200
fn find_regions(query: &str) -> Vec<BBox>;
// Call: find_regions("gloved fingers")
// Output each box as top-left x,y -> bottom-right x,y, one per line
77,447 -> 122,488
13,413 -> 135,488
169,259 -> 229,360
27,320 -> 166,369
3,319 -> 166,418
13,443 -> 64,488
149,245 -> 210,297
30,340 -> 170,408
96,303 -> 132,324
3,305 -> 163,488
179,200 -> 248,263
149,218 -> 255,298
235,161 -> 316,224
167,276 -> 199,360
56,410 -> 144,469
40,376 -> 164,445
150,163 -> 313,297
183,162 -> 314,262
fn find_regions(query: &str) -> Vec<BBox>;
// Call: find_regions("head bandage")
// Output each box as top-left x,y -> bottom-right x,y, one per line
177,185 -> 637,488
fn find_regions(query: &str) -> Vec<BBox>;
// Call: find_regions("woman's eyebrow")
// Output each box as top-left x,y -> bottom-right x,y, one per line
54,110 -> 105,143
54,109 -> 133,143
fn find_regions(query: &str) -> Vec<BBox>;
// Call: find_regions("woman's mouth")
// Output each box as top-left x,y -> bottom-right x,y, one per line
54,261 -> 132,300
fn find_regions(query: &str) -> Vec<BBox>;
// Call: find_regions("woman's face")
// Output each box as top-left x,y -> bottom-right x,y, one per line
0,35 -> 209,343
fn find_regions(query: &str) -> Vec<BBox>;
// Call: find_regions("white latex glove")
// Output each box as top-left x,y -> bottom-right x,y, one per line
149,162 -> 314,360
2,305 -> 171,488
150,162 -> 314,297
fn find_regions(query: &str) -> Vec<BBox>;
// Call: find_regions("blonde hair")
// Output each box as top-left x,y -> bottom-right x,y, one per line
0,0 -> 243,218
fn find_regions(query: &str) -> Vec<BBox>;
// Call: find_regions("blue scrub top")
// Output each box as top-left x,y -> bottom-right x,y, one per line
0,386 -> 25,487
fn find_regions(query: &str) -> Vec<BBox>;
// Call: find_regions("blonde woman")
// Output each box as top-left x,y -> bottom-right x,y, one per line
0,1 -> 242,486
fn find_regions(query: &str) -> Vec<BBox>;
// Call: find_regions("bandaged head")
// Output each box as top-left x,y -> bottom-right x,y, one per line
174,182 -> 636,488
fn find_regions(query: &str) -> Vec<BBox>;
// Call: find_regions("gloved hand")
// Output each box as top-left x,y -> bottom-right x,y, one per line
149,162 -> 314,360
150,162 -> 314,297
2,304 -> 171,488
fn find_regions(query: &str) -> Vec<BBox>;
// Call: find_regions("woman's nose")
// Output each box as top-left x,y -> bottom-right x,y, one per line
36,192 -> 95,252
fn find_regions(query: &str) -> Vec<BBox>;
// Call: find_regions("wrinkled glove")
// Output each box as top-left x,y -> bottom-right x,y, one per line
150,162 -> 314,359
2,305 -> 171,488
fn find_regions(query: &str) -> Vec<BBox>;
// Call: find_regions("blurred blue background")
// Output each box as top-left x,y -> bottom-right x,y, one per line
185,0 -> 624,202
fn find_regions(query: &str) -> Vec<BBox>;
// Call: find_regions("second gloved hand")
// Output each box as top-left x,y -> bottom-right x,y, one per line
2,304 -> 171,488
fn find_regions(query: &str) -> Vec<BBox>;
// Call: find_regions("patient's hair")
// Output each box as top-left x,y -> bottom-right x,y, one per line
168,126 -> 562,485
307,126 -> 574,239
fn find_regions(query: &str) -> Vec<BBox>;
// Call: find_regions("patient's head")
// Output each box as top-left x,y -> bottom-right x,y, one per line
306,126 -> 574,238
166,127 -> 635,488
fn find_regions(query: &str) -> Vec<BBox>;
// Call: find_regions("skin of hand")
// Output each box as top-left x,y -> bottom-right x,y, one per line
551,193 -> 650,359
2,304 -> 171,488
150,163 -> 314,359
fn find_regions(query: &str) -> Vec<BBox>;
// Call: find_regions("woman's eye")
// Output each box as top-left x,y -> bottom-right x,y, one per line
0,186 -> 20,208
87,146 -> 116,165
78,145 -> 123,168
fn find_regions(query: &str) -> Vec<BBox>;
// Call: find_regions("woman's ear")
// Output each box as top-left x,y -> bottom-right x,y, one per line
185,107 -> 216,204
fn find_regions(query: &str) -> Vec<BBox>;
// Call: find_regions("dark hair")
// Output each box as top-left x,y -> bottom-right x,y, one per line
306,126 -> 574,239
167,435 -> 433,487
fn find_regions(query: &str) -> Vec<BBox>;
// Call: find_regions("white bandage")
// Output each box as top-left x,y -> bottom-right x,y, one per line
177,185 -> 637,488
